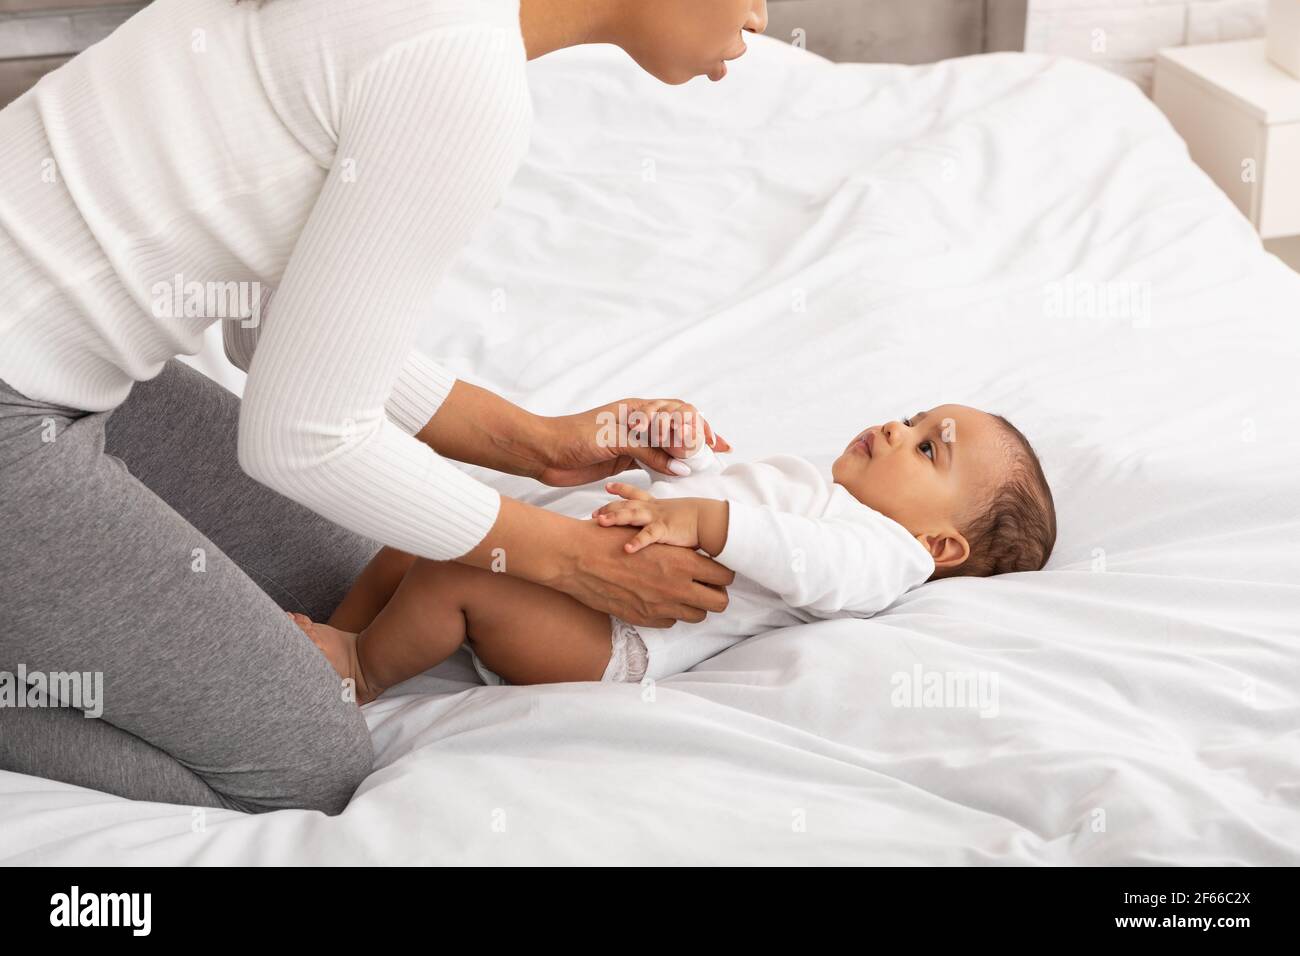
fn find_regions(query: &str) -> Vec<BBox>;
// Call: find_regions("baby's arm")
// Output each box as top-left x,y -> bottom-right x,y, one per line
593,484 -> 729,555
714,502 -> 933,617
594,493 -> 931,618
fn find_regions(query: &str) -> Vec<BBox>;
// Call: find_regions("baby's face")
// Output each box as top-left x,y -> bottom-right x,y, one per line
832,404 -> 1009,570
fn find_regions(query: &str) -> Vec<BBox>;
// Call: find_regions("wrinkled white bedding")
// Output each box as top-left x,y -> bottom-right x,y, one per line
3,35 -> 1297,864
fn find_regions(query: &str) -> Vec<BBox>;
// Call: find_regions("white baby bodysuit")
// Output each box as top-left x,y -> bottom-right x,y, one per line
468,446 -> 936,686
623,447 -> 938,681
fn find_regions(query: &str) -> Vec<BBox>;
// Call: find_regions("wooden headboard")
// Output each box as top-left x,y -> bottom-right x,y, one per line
0,0 -> 1029,106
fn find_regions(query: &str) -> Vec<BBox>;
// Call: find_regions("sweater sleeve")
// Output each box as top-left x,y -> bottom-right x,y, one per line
715,499 -> 936,618
236,24 -> 531,560
223,318 -> 457,437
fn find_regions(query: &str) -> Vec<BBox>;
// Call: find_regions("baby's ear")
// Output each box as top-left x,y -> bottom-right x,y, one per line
915,531 -> 970,571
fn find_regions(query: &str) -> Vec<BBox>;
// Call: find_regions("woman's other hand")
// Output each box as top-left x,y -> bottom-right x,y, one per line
536,397 -> 731,486
555,516 -> 732,627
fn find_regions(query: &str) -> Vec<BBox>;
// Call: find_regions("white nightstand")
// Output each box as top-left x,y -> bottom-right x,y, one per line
1154,39 -> 1300,272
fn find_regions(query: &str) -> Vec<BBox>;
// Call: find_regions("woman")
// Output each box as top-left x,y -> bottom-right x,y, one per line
0,0 -> 768,814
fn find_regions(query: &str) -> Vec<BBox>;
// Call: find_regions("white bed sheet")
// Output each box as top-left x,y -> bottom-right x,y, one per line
3,36 -> 1297,865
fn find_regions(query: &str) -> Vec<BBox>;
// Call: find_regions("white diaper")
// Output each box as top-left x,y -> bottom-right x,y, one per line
469,616 -> 649,686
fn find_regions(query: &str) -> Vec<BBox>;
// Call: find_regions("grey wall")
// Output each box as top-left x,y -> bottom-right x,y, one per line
1023,0 -> 1267,94
0,0 -> 145,60
767,0 -> 1028,64
1,0 -> 1030,107
0,0 -> 146,104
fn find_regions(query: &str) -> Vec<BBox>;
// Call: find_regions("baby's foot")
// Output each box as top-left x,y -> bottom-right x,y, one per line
287,612 -> 380,705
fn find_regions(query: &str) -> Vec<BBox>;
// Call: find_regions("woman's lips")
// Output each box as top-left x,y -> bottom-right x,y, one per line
864,431 -> 875,457
708,41 -> 747,81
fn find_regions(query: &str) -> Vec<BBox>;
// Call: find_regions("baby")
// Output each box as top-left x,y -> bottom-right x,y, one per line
290,403 -> 1056,700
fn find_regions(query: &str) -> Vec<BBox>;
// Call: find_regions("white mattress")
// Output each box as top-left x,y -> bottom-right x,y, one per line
3,36 -> 1298,865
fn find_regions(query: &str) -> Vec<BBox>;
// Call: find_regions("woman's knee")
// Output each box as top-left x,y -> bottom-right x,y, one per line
293,709 -> 374,816
201,611 -> 376,815
227,703 -> 374,816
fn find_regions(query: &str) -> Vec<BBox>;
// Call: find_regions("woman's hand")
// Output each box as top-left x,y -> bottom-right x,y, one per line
554,518 -> 733,627
535,398 -> 732,486
460,497 -> 734,628
412,383 -> 729,486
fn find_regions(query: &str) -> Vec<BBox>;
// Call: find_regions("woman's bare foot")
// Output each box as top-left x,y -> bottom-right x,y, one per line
287,612 -> 381,705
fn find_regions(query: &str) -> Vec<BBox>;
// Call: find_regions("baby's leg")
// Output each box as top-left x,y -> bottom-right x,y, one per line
368,561 -> 615,687
293,560 -> 615,701
327,546 -> 418,633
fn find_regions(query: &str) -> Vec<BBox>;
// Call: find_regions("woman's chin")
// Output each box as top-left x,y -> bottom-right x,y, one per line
636,53 -> 726,85
654,66 -> 696,85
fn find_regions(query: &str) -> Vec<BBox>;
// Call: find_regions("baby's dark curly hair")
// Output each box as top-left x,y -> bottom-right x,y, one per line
942,415 -> 1056,578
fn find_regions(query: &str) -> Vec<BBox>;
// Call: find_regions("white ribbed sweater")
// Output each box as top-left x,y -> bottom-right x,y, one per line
0,0 -> 534,560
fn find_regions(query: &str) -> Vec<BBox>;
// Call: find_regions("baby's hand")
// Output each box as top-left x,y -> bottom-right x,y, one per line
631,398 -> 730,458
593,483 -> 702,553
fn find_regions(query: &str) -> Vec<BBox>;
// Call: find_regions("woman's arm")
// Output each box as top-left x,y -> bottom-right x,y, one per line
225,310 -> 464,445
460,497 -> 731,628
410,379 -> 551,478
328,494 -> 735,632
415,386 -> 731,484
231,293 -> 729,484
234,25 -> 732,626
237,24 -> 529,564
234,316 -> 726,485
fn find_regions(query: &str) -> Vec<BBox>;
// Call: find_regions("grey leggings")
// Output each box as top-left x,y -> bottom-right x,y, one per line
0,361 -> 377,814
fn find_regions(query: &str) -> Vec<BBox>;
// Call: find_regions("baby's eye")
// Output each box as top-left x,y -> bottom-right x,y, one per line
919,440 -> 935,461
902,416 -> 912,427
